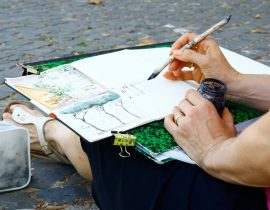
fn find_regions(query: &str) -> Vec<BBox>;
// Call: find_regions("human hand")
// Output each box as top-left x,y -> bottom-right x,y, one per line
164,89 -> 236,165
163,33 -> 239,85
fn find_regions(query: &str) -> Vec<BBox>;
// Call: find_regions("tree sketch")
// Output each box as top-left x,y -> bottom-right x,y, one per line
62,91 -> 141,132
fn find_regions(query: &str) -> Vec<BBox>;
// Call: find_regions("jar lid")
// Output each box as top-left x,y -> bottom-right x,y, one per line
199,78 -> 227,96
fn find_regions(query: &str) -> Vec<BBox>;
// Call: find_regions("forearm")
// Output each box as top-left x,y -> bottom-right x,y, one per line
201,113 -> 270,187
226,73 -> 270,112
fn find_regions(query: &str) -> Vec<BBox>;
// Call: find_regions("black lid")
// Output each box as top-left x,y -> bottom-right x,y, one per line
199,78 -> 227,96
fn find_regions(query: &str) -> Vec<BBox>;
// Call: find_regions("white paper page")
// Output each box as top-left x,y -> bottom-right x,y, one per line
127,46 -> 270,76
162,147 -> 196,164
128,47 -> 171,71
221,47 -> 270,75
129,77 -> 196,118
71,49 -> 167,89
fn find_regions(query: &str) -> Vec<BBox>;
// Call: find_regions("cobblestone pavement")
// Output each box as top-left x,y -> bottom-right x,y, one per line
0,0 -> 269,209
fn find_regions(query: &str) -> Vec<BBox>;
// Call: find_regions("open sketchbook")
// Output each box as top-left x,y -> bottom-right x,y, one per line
5,46 -> 270,164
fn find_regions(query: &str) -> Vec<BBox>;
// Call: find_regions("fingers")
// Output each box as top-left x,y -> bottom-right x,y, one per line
169,34 -> 219,74
177,99 -> 193,116
170,33 -> 198,53
173,107 -> 185,125
222,107 -> 235,132
171,34 -> 217,54
199,74 -> 205,83
163,70 -> 193,80
164,113 -> 179,134
185,89 -> 206,106
172,49 -> 206,67
164,105 -> 186,133
164,110 -> 186,141
222,108 -> 233,123
163,71 -> 180,80
192,67 -> 203,83
165,65 -> 202,82
168,59 -> 187,72
165,97 -> 194,133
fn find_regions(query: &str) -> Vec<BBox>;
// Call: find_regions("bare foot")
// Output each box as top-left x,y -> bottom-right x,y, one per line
3,104 -> 92,180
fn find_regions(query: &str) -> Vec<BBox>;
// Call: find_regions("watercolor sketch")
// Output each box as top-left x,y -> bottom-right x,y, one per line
59,91 -> 142,132
7,64 -> 145,139
10,64 -> 108,110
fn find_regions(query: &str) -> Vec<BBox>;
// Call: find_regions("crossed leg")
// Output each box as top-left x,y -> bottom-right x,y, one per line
2,103 -> 92,180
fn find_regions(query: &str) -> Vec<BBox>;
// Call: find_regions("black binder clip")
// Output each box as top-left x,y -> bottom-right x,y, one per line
111,131 -> 136,158
16,63 -> 39,75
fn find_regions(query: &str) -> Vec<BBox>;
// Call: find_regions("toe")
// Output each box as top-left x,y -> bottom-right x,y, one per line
2,112 -> 12,120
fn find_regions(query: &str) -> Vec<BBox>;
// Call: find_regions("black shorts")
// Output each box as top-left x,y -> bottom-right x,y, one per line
81,138 -> 267,210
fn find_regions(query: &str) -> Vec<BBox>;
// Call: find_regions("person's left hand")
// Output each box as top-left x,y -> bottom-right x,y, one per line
164,89 -> 236,165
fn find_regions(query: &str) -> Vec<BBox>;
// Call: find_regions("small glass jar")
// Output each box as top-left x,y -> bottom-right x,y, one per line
197,78 -> 227,114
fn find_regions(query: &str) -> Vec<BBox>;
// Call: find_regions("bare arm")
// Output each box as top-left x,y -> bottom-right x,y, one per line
164,34 -> 270,187
202,111 -> 270,187
227,74 -> 270,111
165,90 -> 270,187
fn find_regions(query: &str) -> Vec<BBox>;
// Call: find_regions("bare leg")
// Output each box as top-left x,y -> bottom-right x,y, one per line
3,104 -> 92,180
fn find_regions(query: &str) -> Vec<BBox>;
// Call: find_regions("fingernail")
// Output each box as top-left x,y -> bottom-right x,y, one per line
173,50 -> 183,56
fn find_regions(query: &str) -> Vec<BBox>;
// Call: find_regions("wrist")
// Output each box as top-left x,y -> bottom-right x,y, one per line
199,140 -> 229,175
200,138 -> 238,180
225,69 -> 242,95
199,144 -> 219,173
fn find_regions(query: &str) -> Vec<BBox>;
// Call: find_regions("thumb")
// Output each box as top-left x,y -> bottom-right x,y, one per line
222,107 -> 235,127
173,49 -> 205,66
222,108 -> 233,123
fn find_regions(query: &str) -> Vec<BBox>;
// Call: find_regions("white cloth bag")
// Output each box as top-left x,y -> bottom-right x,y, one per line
0,121 -> 31,193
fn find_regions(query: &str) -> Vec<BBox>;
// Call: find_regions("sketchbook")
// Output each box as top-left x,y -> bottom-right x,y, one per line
5,46 -> 270,164
6,47 -> 196,143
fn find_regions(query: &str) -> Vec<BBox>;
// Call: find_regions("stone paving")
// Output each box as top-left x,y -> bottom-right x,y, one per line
0,0 -> 269,209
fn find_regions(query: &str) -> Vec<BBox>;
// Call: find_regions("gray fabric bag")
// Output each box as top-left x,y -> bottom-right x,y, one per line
0,121 -> 31,193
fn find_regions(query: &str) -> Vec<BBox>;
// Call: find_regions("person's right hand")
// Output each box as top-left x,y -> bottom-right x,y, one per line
163,33 -> 240,86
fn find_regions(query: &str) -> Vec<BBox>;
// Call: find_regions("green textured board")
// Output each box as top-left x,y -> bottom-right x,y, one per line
130,120 -> 178,154
131,102 -> 262,155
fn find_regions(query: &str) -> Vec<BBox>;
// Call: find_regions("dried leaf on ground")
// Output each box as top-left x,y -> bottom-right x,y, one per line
251,28 -> 270,34
88,0 -> 102,5
137,38 -> 157,46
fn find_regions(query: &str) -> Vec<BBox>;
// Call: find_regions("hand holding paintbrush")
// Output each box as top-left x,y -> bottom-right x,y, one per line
147,15 -> 231,80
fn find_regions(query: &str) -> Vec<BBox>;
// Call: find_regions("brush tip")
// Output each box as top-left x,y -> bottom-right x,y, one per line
227,15 -> 232,22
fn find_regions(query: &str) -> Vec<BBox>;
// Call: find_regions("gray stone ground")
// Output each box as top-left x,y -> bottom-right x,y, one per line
0,0 -> 269,209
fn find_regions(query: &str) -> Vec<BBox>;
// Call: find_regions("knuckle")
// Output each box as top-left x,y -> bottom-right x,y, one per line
185,33 -> 197,38
180,118 -> 192,131
185,89 -> 196,98
183,49 -> 193,57
178,99 -> 185,107
201,100 -> 214,111
210,40 -> 219,48
200,57 -> 209,67
184,32 -> 191,37
187,110 -> 197,119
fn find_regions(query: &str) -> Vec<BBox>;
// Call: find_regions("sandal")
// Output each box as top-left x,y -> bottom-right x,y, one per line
4,101 -> 70,164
